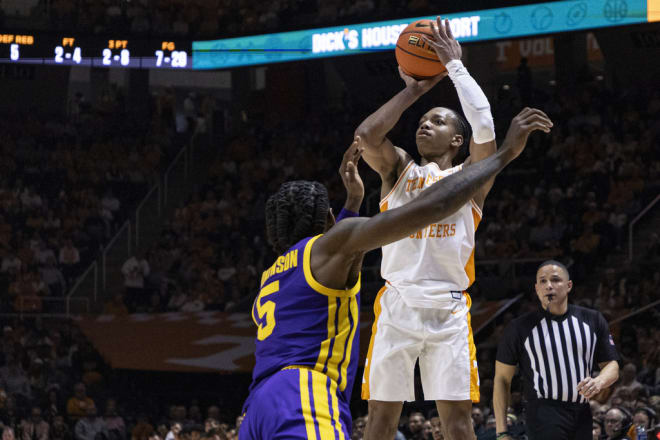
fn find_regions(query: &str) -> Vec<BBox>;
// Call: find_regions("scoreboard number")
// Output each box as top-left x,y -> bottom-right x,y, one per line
10,44 -> 19,61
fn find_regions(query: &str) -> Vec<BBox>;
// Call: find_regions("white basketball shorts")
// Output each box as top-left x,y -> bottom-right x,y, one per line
361,284 -> 480,402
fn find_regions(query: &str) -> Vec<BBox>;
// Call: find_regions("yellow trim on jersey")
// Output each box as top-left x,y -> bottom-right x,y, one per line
470,199 -> 483,218
328,297 -> 349,381
303,235 -> 361,298
465,293 -> 480,403
329,379 -> 345,440
311,371 -> 336,438
288,366 -> 346,439
464,206 -> 482,287
326,297 -> 350,387
338,296 -> 358,392
362,286 -> 386,400
282,365 -> 310,370
379,160 -> 414,206
314,297 -> 337,373
299,369 -> 318,440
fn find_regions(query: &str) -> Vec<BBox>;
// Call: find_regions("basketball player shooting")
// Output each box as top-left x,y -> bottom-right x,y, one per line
239,108 -> 552,439
356,17 -> 506,440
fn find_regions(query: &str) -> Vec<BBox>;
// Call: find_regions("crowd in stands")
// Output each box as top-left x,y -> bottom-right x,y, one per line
0,311 -> 657,440
114,104 -> 379,313
2,0 -> 541,40
0,318 -> 245,440
0,87 -> 183,314
82,72 -> 658,439
111,75 -> 660,316
0,9 -> 658,435
478,83 -> 660,283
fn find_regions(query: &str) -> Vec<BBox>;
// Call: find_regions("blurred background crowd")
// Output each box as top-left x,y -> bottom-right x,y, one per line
0,1 -> 659,439
2,0 -> 540,39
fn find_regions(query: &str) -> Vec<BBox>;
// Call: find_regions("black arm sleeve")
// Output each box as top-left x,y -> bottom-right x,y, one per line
593,312 -> 620,364
496,321 -> 521,366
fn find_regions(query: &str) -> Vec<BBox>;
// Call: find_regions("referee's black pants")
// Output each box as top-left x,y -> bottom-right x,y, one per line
525,399 -> 592,440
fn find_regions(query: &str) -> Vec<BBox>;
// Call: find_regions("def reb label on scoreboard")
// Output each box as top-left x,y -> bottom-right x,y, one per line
0,32 -> 190,69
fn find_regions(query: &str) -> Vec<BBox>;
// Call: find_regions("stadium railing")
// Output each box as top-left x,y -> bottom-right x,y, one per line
628,194 -> 660,262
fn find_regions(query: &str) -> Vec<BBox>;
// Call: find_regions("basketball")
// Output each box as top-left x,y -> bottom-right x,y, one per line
395,19 -> 447,79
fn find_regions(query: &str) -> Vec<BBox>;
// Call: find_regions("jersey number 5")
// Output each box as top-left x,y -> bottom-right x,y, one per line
254,280 -> 279,340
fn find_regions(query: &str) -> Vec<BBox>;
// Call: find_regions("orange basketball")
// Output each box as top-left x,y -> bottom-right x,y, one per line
395,19 -> 446,79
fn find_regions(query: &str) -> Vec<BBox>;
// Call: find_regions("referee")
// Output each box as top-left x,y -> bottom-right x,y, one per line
493,260 -> 620,440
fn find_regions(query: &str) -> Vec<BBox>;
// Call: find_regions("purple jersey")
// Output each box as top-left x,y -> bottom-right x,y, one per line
246,234 -> 361,408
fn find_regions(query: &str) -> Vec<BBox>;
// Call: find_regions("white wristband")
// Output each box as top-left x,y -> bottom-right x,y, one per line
445,59 -> 495,144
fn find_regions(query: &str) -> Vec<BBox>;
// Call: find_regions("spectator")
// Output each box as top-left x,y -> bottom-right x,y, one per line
101,190 -> 120,226
206,407 -> 220,424
34,241 -> 56,267
203,418 -> 218,433
19,406 -> 49,440
406,411 -> 426,440
0,357 -> 31,402
603,407 -> 633,440
74,405 -> 106,440
619,364 -> 645,394
131,414 -> 154,440
58,239 -> 80,284
1,250 -> 21,274
593,419 -> 604,440
1,428 -> 15,440
43,210 -> 62,231
351,416 -> 367,440
103,398 -> 126,440
66,383 -> 95,422
39,257 -> 66,300
121,253 -> 151,312
43,388 -> 64,422
422,420 -> 433,440
164,422 -> 181,440
427,411 -> 444,440
50,415 -> 72,440
632,407 -> 655,431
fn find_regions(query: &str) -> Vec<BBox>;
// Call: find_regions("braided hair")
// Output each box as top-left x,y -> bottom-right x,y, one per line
265,180 -> 330,255
450,110 -> 471,153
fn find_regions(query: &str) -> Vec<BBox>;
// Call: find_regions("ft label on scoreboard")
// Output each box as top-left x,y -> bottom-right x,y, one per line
52,37 -> 86,65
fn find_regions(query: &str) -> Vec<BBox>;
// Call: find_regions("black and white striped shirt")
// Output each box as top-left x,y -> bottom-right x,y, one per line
496,304 -> 619,403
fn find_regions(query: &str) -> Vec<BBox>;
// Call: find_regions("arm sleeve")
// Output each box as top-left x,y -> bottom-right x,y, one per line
496,321 -> 521,366
445,60 -> 495,144
336,208 -> 359,222
593,312 -> 620,364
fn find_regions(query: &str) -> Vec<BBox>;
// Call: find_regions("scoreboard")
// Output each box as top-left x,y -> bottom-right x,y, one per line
0,33 -> 191,69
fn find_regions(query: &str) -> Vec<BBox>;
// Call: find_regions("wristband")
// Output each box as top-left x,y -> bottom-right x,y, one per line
336,208 -> 358,222
496,432 -> 511,439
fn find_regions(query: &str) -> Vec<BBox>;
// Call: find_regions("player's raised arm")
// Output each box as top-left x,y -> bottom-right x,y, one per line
423,17 -> 499,209
322,108 -> 552,255
354,67 -> 447,182
336,140 -> 365,218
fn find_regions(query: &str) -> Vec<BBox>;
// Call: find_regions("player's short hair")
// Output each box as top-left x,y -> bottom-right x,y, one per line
265,181 -> 329,255
537,259 -> 570,280
450,110 -> 471,153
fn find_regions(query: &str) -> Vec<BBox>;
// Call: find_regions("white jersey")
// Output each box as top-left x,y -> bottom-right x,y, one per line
380,160 -> 482,309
